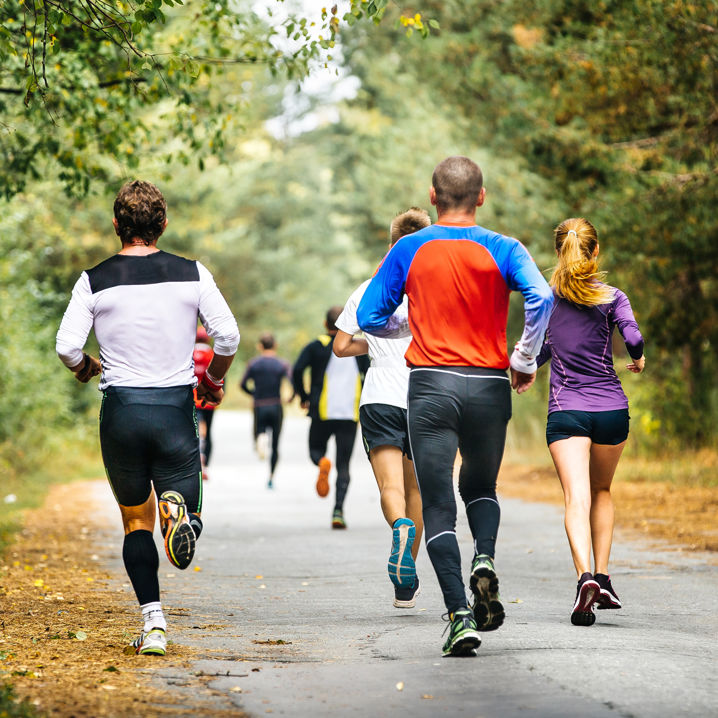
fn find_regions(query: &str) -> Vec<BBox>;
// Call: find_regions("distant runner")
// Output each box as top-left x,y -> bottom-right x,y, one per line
334,207 -> 431,609
292,307 -> 369,529
240,332 -> 292,488
56,180 -> 239,657
193,326 -> 215,481
537,217 -> 645,626
357,157 -> 553,656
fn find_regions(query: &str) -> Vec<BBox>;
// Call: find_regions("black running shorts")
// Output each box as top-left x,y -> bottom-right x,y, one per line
99,385 -> 203,511
359,403 -> 412,459
546,409 -> 630,446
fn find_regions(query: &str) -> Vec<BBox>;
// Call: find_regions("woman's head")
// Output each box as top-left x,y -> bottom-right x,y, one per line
550,217 -> 614,306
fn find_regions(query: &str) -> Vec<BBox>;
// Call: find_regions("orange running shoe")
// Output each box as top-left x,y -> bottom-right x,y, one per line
316,457 -> 331,497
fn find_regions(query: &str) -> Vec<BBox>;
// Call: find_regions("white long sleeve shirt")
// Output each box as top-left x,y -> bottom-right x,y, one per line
56,250 -> 239,390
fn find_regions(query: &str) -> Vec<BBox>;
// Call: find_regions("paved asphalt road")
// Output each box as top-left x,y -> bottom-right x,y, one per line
97,410 -> 717,717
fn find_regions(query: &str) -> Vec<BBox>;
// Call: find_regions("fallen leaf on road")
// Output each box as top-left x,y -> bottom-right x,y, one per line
396,682 -> 404,691
193,566 -> 202,572
252,639 -> 292,645
231,686 -> 242,693
255,575 -> 263,579
421,694 -> 433,700
509,598 -> 523,604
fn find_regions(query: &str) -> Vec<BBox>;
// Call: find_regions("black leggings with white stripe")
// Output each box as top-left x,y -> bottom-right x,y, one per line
408,367 -> 511,614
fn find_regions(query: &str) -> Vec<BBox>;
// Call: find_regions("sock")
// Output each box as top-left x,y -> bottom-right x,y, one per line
189,513 -> 203,540
141,601 -> 167,633
122,529 -> 160,606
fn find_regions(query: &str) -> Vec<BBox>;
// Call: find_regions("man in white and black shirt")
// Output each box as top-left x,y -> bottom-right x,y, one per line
56,180 -> 239,656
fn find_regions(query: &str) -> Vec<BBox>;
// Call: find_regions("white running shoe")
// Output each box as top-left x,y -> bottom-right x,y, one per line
132,628 -> 167,656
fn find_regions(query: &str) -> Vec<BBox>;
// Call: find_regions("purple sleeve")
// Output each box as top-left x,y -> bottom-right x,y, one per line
613,289 -> 644,360
536,339 -> 551,369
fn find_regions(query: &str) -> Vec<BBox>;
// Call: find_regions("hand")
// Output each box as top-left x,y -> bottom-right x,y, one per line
196,382 -> 224,408
626,355 -> 645,374
510,368 -> 536,394
74,354 -> 102,383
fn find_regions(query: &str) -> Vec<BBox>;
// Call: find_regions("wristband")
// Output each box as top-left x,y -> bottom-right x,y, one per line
201,371 -> 224,392
509,347 -> 537,375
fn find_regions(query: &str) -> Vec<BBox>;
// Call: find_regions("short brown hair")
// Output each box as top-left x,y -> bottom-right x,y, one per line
113,180 -> 167,245
325,306 -> 343,332
431,156 -> 483,214
259,332 -> 276,350
390,207 -> 431,245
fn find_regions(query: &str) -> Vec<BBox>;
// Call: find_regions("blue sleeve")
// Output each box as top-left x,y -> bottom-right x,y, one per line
494,238 -> 553,360
356,242 -> 413,333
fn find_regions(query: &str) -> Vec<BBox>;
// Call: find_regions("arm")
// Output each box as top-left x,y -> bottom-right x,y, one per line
56,273 -> 102,383
333,329 -> 369,357
503,241 -> 554,393
357,244 -> 411,334
613,289 -> 645,373
535,338 -> 551,370
334,284 -> 370,357
195,263 -> 239,407
292,343 -> 314,408
239,362 -> 255,395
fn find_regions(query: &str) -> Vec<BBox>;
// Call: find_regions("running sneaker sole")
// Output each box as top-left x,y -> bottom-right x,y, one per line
571,579 -> 600,626
442,631 -> 481,657
316,457 -> 331,497
596,588 -> 622,610
388,520 -> 416,588
158,491 -> 196,570
470,563 -> 505,631
393,582 -> 421,609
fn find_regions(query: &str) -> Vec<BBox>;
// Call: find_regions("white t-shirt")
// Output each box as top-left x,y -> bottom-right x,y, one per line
324,352 -> 360,419
336,279 -> 411,409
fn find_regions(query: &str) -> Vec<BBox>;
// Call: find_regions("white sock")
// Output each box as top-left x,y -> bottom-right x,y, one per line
141,601 -> 167,633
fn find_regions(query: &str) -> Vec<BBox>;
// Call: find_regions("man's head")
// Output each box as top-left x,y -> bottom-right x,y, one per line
389,207 -> 431,246
113,180 -> 167,246
258,332 -> 276,351
325,306 -> 343,334
430,156 -> 485,216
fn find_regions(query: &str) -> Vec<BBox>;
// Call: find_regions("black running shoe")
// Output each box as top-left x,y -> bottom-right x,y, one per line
442,609 -> 481,657
469,554 -> 505,631
571,572 -> 600,626
158,491 -> 196,570
393,577 -> 421,609
595,573 -> 622,609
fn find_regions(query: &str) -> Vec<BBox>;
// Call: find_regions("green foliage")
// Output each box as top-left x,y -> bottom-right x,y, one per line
0,681 -> 40,717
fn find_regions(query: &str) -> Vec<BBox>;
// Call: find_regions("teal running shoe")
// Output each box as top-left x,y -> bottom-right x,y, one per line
469,554 -> 505,631
442,609 -> 481,657
388,518 -> 416,588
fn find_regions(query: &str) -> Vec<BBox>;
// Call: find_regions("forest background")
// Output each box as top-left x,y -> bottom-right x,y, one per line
1,0 -> 716,540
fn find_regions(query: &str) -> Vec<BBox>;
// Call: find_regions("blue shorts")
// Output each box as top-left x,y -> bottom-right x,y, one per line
546,409 -> 629,446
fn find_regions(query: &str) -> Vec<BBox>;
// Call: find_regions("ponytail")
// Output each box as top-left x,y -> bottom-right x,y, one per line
550,218 -> 614,306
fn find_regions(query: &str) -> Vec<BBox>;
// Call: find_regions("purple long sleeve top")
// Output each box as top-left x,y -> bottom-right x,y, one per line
536,286 -> 644,414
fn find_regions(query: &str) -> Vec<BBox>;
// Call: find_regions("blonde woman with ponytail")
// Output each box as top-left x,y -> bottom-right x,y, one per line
536,218 -> 645,627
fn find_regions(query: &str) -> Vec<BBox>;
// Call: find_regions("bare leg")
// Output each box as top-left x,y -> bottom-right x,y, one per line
369,445 -> 407,527
589,441 -> 626,575
549,437 -> 593,578
402,456 -> 423,559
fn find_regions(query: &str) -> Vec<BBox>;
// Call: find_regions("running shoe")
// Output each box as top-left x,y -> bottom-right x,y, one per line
469,554 -> 505,631
388,518 -> 416,588
393,577 -> 420,609
158,491 -> 196,570
316,457 -> 331,498
132,628 -> 167,656
256,432 -> 268,461
595,573 -> 622,609
331,509 -> 346,529
442,609 -> 481,657
571,572 -> 600,626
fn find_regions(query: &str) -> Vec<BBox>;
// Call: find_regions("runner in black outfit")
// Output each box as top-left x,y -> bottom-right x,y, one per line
240,332 -> 292,488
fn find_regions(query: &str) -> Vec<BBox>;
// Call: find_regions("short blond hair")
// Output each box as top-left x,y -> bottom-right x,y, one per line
390,207 -> 431,245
